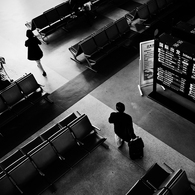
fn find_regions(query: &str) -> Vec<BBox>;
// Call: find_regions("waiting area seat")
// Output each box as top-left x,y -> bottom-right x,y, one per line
80,36 -> 108,69
140,163 -> 170,190
69,16 -> 137,71
0,112 -> 108,195
0,166 -> 22,195
31,1 -> 75,44
0,73 -> 52,134
125,163 -> 195,195
129,0 -> 186,34
8,157 -> 50,195
29,0 -> 112,44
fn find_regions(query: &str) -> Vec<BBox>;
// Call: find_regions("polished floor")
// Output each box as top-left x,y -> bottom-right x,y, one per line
0,0 -> 195,194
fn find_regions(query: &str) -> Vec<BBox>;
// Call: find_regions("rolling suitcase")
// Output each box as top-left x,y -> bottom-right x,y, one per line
128,136 -> 144,160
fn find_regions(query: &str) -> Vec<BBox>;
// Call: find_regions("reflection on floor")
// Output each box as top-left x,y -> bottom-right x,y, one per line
0,0 -> 195,194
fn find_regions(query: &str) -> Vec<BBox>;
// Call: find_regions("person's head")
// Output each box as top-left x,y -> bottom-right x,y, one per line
116,102 -> 125,113
26,30 -> 34,38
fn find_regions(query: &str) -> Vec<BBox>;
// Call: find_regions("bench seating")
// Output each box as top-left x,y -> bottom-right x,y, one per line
29,0 -> 113,44
0,73 -> 52,134
69,16 -> 137,71
68,34 -> 94,64
130,0 -> 185,31
125,163 -> 195,195
0,166 -> 22,195
0,112 -> 108,195
31,1 -> 74,44
8,157 -> 51,195
68,114 -> 107,152
40,112 -> 79,141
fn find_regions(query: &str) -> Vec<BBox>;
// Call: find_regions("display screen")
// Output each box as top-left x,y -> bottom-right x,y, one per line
154,33 -> 195,101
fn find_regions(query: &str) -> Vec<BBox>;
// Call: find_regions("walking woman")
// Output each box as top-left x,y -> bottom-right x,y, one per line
25,30 -> 46,76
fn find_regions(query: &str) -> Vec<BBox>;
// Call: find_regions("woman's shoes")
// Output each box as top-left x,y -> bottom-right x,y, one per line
42,71 -> 47,77
118,140 -> 124,148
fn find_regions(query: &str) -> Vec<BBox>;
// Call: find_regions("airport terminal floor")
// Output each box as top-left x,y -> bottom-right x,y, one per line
0,0 -> 195,194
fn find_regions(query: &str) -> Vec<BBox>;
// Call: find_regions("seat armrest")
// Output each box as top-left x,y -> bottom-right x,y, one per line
69,46 -> 77,53
85,54 -> 92,58
189,180 -> 195,187
159,169 -> 183,189
76,139 -> 85,146
92,125 -> 101,131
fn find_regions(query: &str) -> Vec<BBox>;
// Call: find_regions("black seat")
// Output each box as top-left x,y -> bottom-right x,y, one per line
93,29 -> 118,54
50,128 -> 89,167
69,42 -> 84,63
20,136 -> 45,155
40,124 -> 61,141
29,140 -> 71,183
55,1 -> 74,30
44,6 -> 71,32
115,17 -> 130,36
0,150 -> 27,173
105,22 -> 122,46
0,95 -> 8,114
31,14 -> 52,40
125,180 -> 154,195
16,73 -> 52,104
0,94 -> 13,130
55,1 -> 73,19
156,0 -> 167,10
115,17 -> 135,43
141,163 -> 170,190
147,0 -> 159,16
44,7 -> 61,26
0,83 -> 25,110
58,112 -> 78,128
69,115 -> 106,152
69,35 -> 93,63
8,158 -> 49,195
0,167 -> 22,195
80,37 -> 107,67
137,4 -> 150,21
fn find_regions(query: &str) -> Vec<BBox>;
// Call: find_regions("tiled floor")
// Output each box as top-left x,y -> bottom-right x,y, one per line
0,0 -> 195,194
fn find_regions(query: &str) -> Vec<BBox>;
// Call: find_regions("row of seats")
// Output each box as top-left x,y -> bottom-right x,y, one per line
69,16 -> 137,71
130,0 -> 185,31
30,0 -> 110,44
0,73 -> 52,133
125,163 -> 195,195
127,0 -> 185,35
0,112 -> 108,195
31,1 -> 74,43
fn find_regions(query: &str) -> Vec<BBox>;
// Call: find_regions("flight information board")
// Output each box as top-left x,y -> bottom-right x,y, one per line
154,33 -> 195,102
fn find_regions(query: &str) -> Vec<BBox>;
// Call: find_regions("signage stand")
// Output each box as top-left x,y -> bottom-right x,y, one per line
139,40 -> 154,96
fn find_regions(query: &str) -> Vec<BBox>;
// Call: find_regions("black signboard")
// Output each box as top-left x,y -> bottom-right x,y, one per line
153,33 -> 195,102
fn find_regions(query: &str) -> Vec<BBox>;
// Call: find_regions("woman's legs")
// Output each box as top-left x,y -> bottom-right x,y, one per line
115,134 -> 124,148
36,60 -> 46,76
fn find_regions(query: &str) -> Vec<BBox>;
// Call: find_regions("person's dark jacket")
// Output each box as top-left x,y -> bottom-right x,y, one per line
109,112 -> 136,142
25,36 -> 43,61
